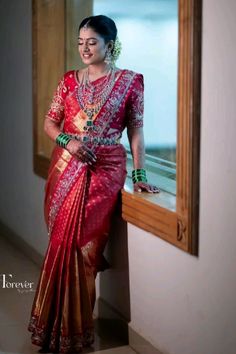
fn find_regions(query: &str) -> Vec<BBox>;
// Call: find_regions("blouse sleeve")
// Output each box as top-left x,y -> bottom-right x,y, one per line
45,74 -> 68,124
126,73 -> 144,129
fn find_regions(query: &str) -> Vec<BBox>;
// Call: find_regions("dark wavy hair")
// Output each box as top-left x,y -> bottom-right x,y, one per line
79,15 -> 117,50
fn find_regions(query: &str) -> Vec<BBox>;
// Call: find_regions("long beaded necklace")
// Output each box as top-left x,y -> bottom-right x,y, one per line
77,66 -> 117,132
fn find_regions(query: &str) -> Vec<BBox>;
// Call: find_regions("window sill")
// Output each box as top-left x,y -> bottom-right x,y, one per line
122,178 -> 183,249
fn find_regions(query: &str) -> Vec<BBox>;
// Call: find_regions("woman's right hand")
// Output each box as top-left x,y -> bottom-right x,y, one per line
66,139 -> 97,165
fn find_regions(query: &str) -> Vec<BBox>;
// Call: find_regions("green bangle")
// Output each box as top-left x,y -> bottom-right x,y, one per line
132,168 -> 146,173
132,169 -> 147,183
132,176 -> 148,183
56,133 -> 72,148
132,169 -> 146,177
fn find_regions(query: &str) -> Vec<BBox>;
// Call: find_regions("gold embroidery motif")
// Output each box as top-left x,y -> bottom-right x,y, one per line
55,149 -> 72,173
72,110 -> 98,132
45,78 -> 66,123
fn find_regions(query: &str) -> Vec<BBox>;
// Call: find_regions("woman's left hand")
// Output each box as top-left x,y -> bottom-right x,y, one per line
133,182 -> 160,193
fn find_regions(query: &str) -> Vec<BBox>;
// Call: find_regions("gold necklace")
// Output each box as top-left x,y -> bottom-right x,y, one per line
77,66 -> 117,131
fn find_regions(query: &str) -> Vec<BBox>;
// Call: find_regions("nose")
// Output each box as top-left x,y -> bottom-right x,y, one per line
82,42 -> 89,52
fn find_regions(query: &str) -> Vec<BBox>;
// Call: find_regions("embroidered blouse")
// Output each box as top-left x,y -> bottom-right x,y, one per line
45,69 -> 144,141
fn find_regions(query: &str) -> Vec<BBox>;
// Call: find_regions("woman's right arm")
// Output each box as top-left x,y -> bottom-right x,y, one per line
44,118 -> 95,163
44,75 -> 96,164
44,117 -> 61,141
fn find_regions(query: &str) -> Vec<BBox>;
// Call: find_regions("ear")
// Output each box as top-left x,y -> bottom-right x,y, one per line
106,40 -> 114,52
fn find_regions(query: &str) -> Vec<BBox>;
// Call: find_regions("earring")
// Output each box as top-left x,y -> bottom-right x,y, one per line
104,50 -> 112,65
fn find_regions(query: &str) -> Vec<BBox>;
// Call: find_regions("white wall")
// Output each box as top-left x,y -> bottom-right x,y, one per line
127,0 -> 236,353
0,1 -> 236,354
0,0 -> 48,255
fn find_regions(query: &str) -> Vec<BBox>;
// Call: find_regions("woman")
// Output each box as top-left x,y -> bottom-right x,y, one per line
28,15 -> 159,353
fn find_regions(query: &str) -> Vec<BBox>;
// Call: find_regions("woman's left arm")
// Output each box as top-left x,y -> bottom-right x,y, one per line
127,126 -> 160,193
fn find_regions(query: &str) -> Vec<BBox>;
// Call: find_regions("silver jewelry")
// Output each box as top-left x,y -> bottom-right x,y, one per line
104,50 -> 112,65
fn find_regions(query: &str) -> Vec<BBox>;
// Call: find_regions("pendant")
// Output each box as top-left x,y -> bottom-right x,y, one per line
83,118 -> 94,132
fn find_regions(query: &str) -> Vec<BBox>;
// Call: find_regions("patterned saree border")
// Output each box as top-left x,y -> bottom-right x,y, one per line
28,314 -> 94,352
90,70 -> 137,140
48,158 -> 84,236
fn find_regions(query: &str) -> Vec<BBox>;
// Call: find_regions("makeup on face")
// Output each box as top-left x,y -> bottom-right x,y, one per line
78,28 -> 108,65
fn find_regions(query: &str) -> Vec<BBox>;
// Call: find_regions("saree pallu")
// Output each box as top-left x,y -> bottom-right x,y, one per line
28,143 -> 127,353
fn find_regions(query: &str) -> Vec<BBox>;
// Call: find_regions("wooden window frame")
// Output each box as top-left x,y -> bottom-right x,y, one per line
32,0 -> 202,255
122,0 -> 202,255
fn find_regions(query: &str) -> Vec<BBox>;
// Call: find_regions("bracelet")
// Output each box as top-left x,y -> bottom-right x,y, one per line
132,168 -> 148,184
55,133 -> 72,148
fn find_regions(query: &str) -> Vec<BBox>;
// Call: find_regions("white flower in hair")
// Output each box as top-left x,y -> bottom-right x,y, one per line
112,37 -> 122,63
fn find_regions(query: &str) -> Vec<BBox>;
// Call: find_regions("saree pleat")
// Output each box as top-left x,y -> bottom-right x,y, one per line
28,145 -> 127,352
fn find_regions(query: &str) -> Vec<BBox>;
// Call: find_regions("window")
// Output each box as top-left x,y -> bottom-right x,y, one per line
94,0 -> 178,195
33,0 -> 202,255
122,0 -> 201,254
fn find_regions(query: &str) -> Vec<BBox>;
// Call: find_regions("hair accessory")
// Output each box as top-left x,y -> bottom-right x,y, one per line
56,133 -> 72,148
132,169 -> 148,184
111,37 -> 122,63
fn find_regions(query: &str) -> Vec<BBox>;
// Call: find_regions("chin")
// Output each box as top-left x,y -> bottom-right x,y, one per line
81,56 -> 104,66
81,58 -> 92,65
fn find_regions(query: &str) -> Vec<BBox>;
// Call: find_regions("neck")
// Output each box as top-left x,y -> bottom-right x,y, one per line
87,62 -> 112,76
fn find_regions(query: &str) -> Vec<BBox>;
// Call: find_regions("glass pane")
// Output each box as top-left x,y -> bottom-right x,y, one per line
94,0 -> 178,193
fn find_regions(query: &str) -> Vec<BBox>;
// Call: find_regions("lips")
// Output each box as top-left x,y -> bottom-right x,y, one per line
83,53 -> 93,59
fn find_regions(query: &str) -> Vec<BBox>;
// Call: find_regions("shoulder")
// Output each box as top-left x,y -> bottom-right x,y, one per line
119,69 -> 144,92
62,70 -> 77,83
58,70 -> 79,94
121,69 -> 143,78
120,69 -> 144,86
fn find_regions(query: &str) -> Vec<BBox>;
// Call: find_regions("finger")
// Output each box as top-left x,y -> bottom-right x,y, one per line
81,151 -> 93,165
85,152 -> 97,164
83,150 -> 98,166
87,151 -> 97,163
147,185 -> 156,192
83,145 -> 97,161
148,184 -> 160,193
75,146 -> 90,160
75,150 -> 88,163
146,186 -> 154,193
147,185 -> 160,193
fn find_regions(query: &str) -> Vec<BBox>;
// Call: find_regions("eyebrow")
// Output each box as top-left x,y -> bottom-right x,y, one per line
78,37 -> 98,40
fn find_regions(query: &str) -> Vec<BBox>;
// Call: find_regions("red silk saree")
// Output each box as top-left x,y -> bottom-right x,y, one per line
28,69 -> 143,353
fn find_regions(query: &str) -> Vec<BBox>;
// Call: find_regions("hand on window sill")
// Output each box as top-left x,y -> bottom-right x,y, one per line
133,182 -> 160,193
